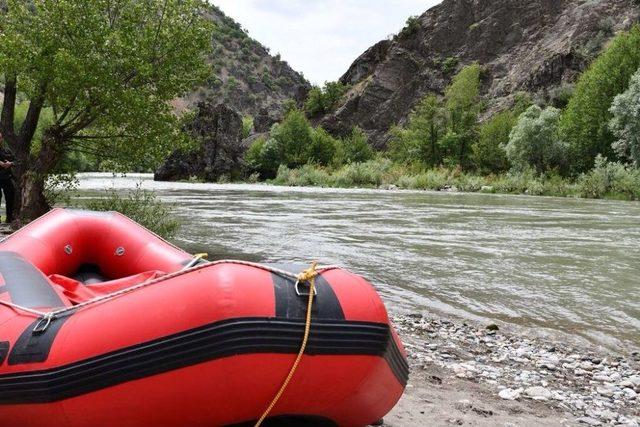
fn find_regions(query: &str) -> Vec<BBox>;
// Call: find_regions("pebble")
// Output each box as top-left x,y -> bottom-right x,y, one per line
578,417 -> 602,426
524,386 -> 552,401
499,388 -> 522,400
596,386 -> 617,397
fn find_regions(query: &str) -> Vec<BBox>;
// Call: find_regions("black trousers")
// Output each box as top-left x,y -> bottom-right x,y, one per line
0,179 -> 15,223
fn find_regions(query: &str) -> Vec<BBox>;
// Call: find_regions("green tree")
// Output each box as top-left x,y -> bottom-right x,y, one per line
390,95 -> 444,167
270,108 -> 313,167
0,0 -> 212,220
506,106 -> 568,174
559,25 -> 640,173
241,116 -> 254,139
340,127 -> 374,164
308,127 -> 337,166
471,110 -> 513,174
442,63 -> 482,169
471,94 -> 531,174
609,68 -> 640,167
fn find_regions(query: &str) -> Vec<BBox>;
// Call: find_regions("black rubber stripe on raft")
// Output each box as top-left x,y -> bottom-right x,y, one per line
0,342 -> 8,366
8,316 -> 72,365
226,415 -> 338,427
269,265 -> 345,321
0,317 -> 408,404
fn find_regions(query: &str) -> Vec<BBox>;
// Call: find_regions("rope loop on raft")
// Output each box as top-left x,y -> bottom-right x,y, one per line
255,261 -> 319,427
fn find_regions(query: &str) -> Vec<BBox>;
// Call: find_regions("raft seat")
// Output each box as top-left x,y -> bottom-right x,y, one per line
49,270 -> 166,305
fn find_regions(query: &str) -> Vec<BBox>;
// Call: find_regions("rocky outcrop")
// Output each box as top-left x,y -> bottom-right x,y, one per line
320,0 -> 640,148
155,102 -> 244,182
175,5 -> 311,119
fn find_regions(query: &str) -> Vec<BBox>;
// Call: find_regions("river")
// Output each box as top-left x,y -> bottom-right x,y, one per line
76,173 -> 640,352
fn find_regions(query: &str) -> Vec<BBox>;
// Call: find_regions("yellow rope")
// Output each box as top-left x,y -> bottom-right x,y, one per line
255,262 -> 319,427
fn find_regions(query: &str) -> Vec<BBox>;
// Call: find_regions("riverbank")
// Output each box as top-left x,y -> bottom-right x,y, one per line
266,158 -> 640,202
385,313 -> 640,426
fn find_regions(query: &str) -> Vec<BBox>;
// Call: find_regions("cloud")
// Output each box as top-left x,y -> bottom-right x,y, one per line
212,0 -> 441,85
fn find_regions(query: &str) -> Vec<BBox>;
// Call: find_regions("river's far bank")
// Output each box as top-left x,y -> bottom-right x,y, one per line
265,159 -> 640,203
387,313 -> 640,426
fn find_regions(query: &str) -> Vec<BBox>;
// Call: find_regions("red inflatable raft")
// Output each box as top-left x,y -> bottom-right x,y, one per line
0,209 -> 407,426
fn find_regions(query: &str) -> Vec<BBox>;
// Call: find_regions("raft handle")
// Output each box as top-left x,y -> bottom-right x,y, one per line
33,313 -> 56,334
183,253 -> 209,270
294,280 -> 317,297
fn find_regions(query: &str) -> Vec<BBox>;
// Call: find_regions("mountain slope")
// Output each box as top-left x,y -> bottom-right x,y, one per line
320,0 -> 639,148
175,5 -> 310,120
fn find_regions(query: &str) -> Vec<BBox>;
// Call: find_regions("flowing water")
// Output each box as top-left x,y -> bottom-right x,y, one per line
76,173 -> 640,351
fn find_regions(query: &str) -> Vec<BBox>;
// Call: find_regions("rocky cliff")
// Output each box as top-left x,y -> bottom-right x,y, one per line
155,102 -> 245,182
174,5 -> 311,119
320,0 -> 640,148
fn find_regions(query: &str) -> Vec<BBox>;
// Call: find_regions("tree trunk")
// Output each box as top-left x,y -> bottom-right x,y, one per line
12,134 -> 65,222
16,172 -> 50,222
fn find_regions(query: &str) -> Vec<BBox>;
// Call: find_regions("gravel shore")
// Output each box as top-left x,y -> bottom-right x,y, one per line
384,314 -> 640,426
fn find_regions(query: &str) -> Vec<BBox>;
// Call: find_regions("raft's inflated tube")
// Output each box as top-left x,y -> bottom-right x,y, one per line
0,209 -> 407,427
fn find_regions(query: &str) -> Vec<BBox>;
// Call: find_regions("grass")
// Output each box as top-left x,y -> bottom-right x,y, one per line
267,157 -> 640,202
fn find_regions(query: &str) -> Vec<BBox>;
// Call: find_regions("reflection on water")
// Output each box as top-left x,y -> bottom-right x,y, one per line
76,173 -> 640,351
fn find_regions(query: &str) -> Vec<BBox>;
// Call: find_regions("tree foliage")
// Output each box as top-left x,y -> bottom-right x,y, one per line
304,81 -> 349,117
390,95 -> 444,167
337,127 -> 374,165
471,94 -> 531,174
0,0 -> 213,219
389,63 -> 482,170
506,105 -> 568,174
471,110 -> 513,174
559,25 -> 640,172
609,68 -> 640,167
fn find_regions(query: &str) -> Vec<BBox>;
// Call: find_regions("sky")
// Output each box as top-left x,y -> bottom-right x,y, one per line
212,0 -> 441,85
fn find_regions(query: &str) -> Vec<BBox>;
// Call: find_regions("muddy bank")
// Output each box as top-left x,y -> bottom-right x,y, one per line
384,314 -> 640,426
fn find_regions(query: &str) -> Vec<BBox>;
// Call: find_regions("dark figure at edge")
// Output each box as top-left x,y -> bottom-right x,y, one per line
0,132 -> 16,223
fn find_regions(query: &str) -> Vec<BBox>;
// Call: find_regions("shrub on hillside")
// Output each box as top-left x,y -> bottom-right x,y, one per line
304,81 -> 349,117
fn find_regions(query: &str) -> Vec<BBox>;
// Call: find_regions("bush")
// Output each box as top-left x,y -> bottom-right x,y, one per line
471,110 -> 513,174
576,156 -> 640,199
506,105 -> 568,174
243,135 -> 285,179
270,108 -> 313,167
308,127 -> 338,166
273,164 -> 332,187
609,68 -> 640,167
333,158 -> 392,188
304,81 -> 349,116
442,56 -> 459,74
241,116 -> 254,139
83,186 -> 180,239
338,127 -> 374,165
560,25 -> 640,172
400,16 -> 421,38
